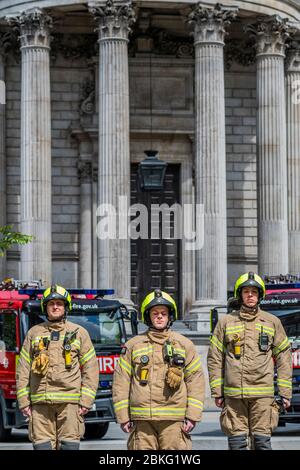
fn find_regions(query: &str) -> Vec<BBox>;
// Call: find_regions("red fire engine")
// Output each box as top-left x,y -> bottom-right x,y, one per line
261,275 -> 300,425
0,279 -> 138,440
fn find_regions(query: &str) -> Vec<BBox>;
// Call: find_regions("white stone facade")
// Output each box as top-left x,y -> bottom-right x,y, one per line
0,0 -> 300,328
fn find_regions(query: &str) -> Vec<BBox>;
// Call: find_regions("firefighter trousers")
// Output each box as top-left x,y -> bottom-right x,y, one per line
220,397 -> 280,437
127,420 -> 192,450
28,403 -> 85,450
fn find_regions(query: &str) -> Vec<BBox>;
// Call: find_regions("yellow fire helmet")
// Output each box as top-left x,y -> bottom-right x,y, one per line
41,285 -> 72,314
234,272 -> 266,302
141,289 -> 178,327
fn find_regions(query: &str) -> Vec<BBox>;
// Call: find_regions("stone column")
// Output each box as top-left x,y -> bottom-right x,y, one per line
0,33 -> 10,280
78,148 -> 93,288
12,9 -> 52,284
286,42 -> 300,274
248,17 -> 290,275
187,4 -> 237,330
89,0 -> 135,301
92,165 -> 98,288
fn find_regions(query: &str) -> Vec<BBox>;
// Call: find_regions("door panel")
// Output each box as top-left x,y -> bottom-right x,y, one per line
130,164 -> 180,316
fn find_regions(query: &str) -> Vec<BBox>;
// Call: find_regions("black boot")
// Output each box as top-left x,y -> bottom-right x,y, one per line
33,440 -> 52,450
253,434 -> 272,450
60,440 -> 80,450
228,434 -> 248,450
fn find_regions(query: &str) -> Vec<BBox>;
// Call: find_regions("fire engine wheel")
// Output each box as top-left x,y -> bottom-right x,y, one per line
84,422 -> 109,440
0,412 -> 11,441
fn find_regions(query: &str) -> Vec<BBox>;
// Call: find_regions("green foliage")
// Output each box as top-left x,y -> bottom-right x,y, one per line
0,225 -> 33,256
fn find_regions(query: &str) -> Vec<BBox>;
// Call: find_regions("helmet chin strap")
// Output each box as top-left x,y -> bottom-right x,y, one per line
150,323 -> 171,331
46,314 -> 66,322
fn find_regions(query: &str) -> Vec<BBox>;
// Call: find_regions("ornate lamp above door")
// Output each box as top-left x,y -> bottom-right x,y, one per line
138,42 -> 167,191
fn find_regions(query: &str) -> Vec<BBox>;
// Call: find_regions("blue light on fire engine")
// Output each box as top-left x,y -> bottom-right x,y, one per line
266,283 -> 300,290
18,289 -> 115,296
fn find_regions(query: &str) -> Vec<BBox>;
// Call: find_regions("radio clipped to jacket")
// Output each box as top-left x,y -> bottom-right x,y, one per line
163,341 -> 185,368
259,326 -> 269,352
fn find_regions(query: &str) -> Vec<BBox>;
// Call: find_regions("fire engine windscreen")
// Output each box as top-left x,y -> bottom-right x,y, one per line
67,312 -> 122,346
265,309 -> 300,337
0,312 -> 16,353
21,308 -> 124,349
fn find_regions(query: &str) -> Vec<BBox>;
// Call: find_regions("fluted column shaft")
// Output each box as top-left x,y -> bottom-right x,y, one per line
78,148 -> 93,288
249,17 -> 290,275
188,4 -> 237,306
286,44 -> 300,274
14,9 -> 52,284
90,0 -> 135,299
0,36 -> 7,279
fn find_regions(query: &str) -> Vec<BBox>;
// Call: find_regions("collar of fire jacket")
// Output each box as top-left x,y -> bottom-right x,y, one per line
239,304 -> 259,321
45,319 -> 66,331
147,328 -> 170,344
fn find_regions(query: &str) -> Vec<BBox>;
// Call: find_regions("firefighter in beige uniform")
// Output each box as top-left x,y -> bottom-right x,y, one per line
16,285 -> 99,450
207,272 -> 292,450
113,289 -> 205,450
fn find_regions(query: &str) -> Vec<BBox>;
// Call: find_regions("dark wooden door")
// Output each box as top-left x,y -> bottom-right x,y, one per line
130,164 -> 180,316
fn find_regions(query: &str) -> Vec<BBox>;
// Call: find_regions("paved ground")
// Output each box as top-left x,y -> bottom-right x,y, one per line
1,410 -> 300,450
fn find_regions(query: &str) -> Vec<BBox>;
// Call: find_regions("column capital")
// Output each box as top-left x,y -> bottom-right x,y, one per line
89,0 -> 136,41
246,15 -> 292,57
187,3 -> 238,46
286,40 -> 300,72
78,161 -> 93,182
7,8 -> 52,49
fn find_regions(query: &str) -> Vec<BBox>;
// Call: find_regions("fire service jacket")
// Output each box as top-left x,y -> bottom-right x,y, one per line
207,308 -> 292,399
113,329 -> 205,423
16,320 -> 99,409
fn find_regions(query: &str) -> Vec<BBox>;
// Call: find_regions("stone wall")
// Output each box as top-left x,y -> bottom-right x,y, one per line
225,71 -> 258,289
50,62 -> 89,285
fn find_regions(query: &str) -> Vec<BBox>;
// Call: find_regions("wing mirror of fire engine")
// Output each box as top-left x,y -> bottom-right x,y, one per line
129,309 -> 138,336
227,296 -> 241,313
119,306 -> 138,336
108,309 -> 117,320
210,308 -> 219,334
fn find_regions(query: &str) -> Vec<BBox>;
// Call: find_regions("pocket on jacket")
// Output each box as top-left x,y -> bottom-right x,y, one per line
127,424 -> 137,450
77,413 -> 85,439
131,357 -> 141,379
224,334 -> 244,354
270,400 -> 280,432
220,406 -> 235,436
180,428 -> 192,450
28,415 -> 34,442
